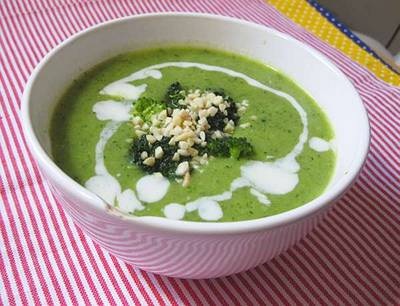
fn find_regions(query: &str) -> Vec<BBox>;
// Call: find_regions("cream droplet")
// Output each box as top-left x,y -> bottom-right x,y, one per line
309,137 -> 331,152
136,173 -> 170,203
164,203 -> 186,220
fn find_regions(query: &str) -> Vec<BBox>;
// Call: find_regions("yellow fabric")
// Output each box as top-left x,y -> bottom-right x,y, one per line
268,0 -> 400,86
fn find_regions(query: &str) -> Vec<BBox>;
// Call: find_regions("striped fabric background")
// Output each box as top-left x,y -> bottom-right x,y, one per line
1,0 -> 399,304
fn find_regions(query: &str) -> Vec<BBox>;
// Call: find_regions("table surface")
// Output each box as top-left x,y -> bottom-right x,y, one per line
1,0 -> 399,305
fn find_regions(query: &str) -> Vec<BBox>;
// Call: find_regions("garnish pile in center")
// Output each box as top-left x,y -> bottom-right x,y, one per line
130,82 -> 254,186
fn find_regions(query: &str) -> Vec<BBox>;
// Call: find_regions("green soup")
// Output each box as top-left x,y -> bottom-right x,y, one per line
51,46 -> 335,222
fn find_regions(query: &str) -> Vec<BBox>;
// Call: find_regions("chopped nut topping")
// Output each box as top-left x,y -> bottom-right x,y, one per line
172,152 -> 180,161
208,106 -> 218,117
135,130 -> 145,137
175,161 -> 189,176
178,141 -> 189,150
187,147 -> 198,157
132,116 -> 143,125
175,131 -> 195,142
199,131 -> 206,141
239,123 -> 251,129
154,146 -> 164,159
140,151 -> 148,160
224,122 -> 235,133
219,103 -> 227,112
182,172 -> 191,187
131,87 -> 249,186
177,149 -> 190,157
146,134 -> 156,144
143,157 -> 155,166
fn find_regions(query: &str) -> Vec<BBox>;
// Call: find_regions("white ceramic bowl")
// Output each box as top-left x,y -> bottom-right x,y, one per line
22,13 -> 370,279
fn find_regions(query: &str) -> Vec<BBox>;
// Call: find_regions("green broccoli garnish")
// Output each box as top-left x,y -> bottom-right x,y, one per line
130,135 -> 190,177
165,82 -> 185,109
228,137 -> 254,159
132,97 -> 165,122
207,137 -> 254,159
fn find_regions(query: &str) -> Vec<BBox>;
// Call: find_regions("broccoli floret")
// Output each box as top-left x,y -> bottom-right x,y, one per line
130,135 -> 190,177
207,137 -> 230,157
227,137 -> 254,159
165,82 -> 185,109
132,97 -> 165,122
207,137 -> 254,159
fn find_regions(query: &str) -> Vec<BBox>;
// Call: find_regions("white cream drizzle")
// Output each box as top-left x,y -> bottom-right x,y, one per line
197,200 -> 223,221
250,188 -> 271,205
241,161 -> 299,195
163,203 -> 186,220
85,174 -> 121,205
136,173 -> 170,203
86,61 -> 314,221
94,121 -> 121,175
86,70 -> 164,210
93,100 -> 132,122
101,83 -> 146,100
309,137 -> 332,152
117,189 -> 144,213
185,198 -> 223,221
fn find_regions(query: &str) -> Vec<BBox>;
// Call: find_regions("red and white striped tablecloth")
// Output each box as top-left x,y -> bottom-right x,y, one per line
1,0 -> 399,304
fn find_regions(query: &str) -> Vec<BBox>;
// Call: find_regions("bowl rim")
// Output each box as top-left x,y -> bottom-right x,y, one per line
21,12 -> 370,234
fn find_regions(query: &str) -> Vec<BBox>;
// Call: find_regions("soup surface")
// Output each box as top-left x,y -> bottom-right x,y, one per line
51,46 -> 335,222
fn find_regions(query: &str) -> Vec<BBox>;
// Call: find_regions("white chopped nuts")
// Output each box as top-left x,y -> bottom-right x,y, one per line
168,137 -> 176,145
238,107 -> 247,115
172,152 -> 180,161
239,123 -> 251,129
175,131 -> 194,142
198,109 -> 208,118
158,110 -> 167,120
177,149 -> 190,156
219,103 -> 227,112
135,130 -> 146,137
212,130 -> 224,139
187,148 -> 198,157
143,157 -> 155,166
175,161 -> 189,176
140,151 -> 148,160
208,106 -> 218,117
154,146 -> 164,159
146,134 -> 156,144
178,141 -> 189,150
224,122 -> 235,133
132,116 -> 143,125
182,172 -> 191,187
